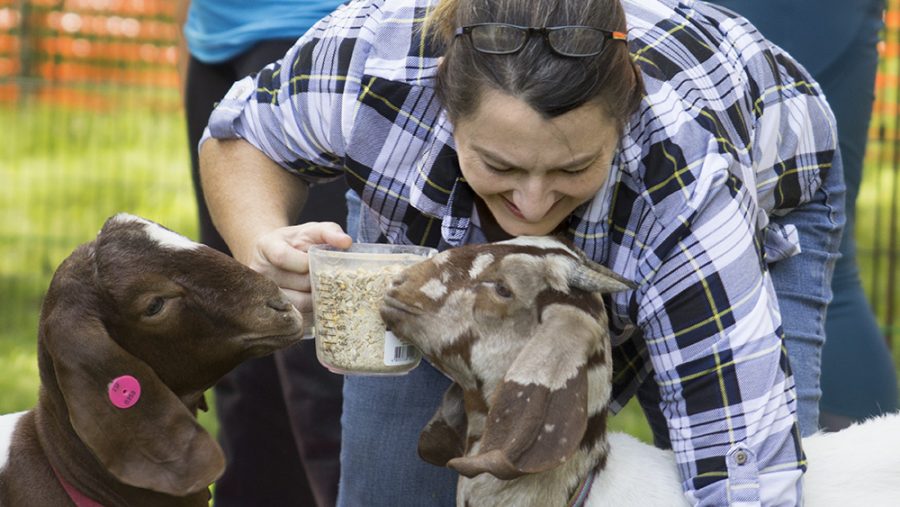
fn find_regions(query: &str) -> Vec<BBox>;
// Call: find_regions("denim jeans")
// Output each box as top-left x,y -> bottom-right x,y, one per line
766,152 -> 846,435
339,190 -> 458,506
345,189 -> 361,240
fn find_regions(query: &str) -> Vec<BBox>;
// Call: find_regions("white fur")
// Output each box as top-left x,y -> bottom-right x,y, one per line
803,414 -> 900,506
0,412 -> 25,472
588,432 -> 689,506
112,213 -> 200,251
143,222 -> 201,251
504,236 -> 579,257
469,253 -> 494,279
582,415 -> 900,506
420,278 -> 448,300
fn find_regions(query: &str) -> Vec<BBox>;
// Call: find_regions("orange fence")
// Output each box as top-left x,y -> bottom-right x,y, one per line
0,0 -> 179,108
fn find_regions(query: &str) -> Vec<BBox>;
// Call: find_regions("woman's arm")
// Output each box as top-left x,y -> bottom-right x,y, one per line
199,137 -> 350,312
195,2 -> 384,310
199,137 -> 308,265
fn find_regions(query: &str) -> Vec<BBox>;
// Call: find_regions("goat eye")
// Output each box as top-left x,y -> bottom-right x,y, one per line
144,297 -> 166,317
493,282 -> 512,298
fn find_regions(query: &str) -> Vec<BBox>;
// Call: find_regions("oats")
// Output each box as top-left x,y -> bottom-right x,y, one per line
312,263 -> 421,374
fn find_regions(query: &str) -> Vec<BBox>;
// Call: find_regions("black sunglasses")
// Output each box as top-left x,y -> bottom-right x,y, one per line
454,23 -> 627,58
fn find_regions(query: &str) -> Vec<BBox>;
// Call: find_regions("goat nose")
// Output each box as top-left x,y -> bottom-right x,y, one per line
266,297 -> 292,312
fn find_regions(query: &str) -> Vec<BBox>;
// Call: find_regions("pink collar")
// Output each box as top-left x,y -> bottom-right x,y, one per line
51,464 -> 105,507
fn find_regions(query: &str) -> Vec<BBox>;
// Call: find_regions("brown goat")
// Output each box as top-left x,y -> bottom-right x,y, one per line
0,214 -> 305,507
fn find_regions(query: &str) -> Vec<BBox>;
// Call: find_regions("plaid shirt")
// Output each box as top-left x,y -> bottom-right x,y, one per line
204,0 -> 836,504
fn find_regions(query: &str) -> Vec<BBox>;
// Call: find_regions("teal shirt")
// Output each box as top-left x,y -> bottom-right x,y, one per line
184,0 -> 345,63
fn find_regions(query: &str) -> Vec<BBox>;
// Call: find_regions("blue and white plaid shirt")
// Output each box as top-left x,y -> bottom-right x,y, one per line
204,0 -> 836,504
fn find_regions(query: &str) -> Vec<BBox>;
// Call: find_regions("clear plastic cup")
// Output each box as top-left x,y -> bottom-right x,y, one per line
308,243 -> 436,375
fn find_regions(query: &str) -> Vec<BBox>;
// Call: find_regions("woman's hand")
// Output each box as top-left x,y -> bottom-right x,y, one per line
244,221 -> 353,313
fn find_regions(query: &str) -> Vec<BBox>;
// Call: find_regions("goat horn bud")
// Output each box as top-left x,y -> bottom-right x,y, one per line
567,258 -> 637,294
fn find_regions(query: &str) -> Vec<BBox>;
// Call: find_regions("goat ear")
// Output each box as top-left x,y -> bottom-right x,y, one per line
448,305 -> 596,480
41,303 -> 224,496
418,382 -> 468,466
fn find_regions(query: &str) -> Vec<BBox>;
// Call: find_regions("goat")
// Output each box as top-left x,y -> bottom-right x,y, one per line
0,214 -> 305,507
380,236 -> 900,506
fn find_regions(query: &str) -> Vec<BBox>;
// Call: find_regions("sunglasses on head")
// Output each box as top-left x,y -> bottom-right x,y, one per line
454,23 -> 627,58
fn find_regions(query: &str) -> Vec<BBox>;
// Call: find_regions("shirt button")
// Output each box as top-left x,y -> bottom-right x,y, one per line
735,451 -> 748,465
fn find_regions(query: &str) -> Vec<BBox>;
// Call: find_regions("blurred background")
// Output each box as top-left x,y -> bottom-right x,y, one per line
0,0 -> 202,417
1,0 -> 898,442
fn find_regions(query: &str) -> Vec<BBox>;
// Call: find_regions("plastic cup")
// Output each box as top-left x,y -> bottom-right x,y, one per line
308,243 -> 436,375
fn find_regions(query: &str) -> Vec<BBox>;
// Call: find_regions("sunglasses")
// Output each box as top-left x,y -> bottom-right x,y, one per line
454,23 -> 627,58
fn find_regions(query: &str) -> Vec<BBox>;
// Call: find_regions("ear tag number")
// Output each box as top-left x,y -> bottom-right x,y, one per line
108,375 -> 141,409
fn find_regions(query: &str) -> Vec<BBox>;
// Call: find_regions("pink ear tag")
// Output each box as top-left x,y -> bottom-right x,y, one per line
108,375 -> 141,409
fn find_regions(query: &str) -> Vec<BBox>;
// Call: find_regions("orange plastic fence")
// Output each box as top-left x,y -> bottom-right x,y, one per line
0,0 -> 179,107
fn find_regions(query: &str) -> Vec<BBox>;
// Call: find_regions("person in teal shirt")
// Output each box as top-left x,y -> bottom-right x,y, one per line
708,0 -> 899,430
177,2 -> 346,505
183,0 -> 344,63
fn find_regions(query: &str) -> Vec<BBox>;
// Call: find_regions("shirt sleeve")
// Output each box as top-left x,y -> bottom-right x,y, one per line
635,158 -> 805,506
624,9 -> 837,505
199,0 -> 384,184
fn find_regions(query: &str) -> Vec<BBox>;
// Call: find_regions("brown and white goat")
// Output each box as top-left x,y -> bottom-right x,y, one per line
0,214 -> 305,507
380,236 -> 900,507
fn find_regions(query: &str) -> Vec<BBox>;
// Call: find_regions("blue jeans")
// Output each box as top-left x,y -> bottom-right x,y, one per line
768,152 -> 846,435
711,0 -> 897,431
338,363 -> 457,506
345,189 -> 361,240
339,190 -> 458,506
815,5 -> 898,423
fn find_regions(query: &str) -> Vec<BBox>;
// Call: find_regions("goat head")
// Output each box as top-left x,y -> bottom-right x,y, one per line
37,213 -> 304,496
381,236 -> 634,480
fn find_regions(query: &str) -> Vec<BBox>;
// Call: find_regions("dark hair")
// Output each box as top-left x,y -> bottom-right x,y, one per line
429,0 -> 643,129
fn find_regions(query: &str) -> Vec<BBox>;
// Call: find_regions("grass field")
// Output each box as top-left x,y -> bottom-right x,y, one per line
2,98 -> 899,446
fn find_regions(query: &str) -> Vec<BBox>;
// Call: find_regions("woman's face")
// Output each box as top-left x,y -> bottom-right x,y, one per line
454,89 -> 620,237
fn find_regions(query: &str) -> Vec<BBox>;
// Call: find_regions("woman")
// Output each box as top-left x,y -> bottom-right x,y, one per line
199,0 -> 843,505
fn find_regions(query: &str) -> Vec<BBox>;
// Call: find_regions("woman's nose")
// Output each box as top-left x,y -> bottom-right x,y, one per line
512,179 -> 556,220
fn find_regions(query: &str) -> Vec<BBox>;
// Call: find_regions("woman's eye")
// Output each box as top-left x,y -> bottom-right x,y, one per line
145,297 -> 166,317
561,165 -> 590,175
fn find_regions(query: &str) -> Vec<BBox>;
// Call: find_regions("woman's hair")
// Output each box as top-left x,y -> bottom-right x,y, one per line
428,0 -> 643,129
